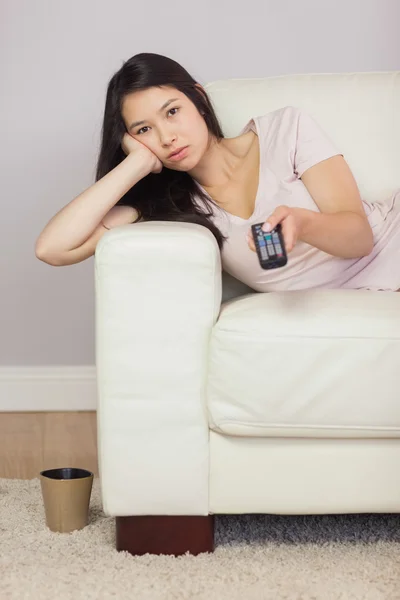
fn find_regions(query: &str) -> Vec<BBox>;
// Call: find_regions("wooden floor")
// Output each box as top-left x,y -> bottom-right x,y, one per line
0,412 -> 98,479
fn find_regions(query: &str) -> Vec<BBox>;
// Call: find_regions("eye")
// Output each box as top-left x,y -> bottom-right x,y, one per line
136,107 -> 179,135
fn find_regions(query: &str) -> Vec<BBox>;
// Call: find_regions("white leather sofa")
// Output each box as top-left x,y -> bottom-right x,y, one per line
95,71 -> 400,556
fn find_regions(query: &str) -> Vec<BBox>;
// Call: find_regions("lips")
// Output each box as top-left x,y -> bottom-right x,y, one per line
168,146 -> 187,158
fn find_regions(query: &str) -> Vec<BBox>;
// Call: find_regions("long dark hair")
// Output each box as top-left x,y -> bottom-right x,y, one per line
95,53 -> 228,249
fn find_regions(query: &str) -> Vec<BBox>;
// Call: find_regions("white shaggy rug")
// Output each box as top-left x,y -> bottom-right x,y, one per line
1,477 -> 400,600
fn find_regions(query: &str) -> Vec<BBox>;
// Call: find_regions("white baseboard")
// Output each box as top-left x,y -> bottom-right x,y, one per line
0,367 -> 97,411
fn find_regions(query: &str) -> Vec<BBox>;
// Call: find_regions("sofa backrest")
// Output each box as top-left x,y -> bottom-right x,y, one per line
205,72 -> 400,203
204,71 -> 400,302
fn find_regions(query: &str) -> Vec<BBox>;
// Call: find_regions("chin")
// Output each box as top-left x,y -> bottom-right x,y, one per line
168,156 -> 198,173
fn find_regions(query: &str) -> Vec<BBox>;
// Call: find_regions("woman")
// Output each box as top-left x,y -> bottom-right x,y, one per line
35,53 -> 400,292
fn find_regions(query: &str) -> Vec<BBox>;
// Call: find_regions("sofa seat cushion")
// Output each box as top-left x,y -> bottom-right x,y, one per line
207,290 -> 400,438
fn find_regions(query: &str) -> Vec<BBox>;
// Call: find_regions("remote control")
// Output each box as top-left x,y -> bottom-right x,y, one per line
251,222 -> 288,269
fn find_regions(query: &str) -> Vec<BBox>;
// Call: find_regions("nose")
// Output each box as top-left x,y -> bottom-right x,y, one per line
159,126 -> 177,147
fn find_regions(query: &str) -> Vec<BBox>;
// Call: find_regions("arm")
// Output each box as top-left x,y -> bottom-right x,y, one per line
35,152 -> 150,258
247,108 -> 373,259
257,155 -> 374,259
37,221 -> 109,266
294,155 -> 374,258
37,205 -> 139,266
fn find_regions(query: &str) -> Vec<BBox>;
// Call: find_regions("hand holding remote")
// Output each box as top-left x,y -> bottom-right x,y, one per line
246,205 -> 301,260
250,222 -> 287,269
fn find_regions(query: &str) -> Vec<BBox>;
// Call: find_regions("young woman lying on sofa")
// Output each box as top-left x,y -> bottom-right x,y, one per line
35,53 -> 400,292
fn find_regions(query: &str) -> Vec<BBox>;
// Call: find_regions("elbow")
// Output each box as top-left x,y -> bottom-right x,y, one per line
35,238 -> 48,261
36,252 -> 59,266
350,234 -> 373,259
35,244 -> 61,266
363,240 -> 374,257
35,241 -> 49,263
355,239 -> 374,260
343,218 -> 374,259
35,244 -> 48,263
360,220 -> 374,257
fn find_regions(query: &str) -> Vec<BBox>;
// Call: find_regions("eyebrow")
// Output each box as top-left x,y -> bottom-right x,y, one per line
128,98 -> 179,131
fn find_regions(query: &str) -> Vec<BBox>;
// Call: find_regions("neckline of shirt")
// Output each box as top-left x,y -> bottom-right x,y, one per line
195,116 -> 263,223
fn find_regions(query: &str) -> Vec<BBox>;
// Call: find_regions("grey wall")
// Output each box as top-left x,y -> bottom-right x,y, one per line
1,0 -> 399,366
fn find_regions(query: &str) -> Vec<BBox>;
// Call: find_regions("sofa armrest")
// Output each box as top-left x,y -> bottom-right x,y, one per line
94,221 -> 222,516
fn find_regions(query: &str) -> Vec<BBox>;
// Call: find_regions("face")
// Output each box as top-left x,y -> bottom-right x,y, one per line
121,85 -> 210,171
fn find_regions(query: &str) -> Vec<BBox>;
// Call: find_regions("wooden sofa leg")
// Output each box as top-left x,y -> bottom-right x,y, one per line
116,515 -> 215,556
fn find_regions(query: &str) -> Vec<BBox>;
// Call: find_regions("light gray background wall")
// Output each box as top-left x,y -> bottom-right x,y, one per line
1,0 -> 399,367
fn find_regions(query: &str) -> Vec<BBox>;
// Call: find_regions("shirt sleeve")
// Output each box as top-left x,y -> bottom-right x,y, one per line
293,107 -> 343,178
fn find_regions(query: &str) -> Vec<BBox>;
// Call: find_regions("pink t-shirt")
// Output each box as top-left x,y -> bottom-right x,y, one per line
194,105 -> 400,292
